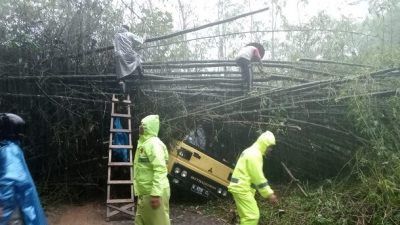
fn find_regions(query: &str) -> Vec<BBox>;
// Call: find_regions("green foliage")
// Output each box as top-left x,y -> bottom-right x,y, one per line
346,92 -> 400,210
281,12 -> 361,61
355,45 -> 400,67
139,7 -> 191,61
206,181 -> 400,224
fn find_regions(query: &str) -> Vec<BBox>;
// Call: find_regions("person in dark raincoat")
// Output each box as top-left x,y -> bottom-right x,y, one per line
0,113 -> 48,225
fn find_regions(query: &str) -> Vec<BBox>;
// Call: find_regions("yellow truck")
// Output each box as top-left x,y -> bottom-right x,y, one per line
167,140 -> 234,198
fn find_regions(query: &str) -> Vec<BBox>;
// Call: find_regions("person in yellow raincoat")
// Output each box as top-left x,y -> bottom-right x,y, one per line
228,131 -> 278,225
133,115 -> 170,225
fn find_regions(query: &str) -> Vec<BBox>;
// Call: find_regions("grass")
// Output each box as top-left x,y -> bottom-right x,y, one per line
203,178 -> 400,225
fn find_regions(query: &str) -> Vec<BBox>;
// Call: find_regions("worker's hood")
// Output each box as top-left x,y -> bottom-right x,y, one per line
140,115 -> 160,140
251,131 -> 276,155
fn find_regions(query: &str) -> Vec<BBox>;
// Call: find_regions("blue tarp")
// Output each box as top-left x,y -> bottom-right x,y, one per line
112,118 -> 129,162
0,140 -> 48,225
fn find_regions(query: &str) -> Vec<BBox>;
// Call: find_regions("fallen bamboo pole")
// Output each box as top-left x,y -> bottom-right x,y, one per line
298,58 -> 375,68
281,162 -> 308,197
145,7 -> 269,42
0,92 -> 109,104
59,7 -> 269,59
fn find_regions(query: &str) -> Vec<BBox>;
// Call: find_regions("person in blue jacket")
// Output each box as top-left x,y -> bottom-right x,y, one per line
0,113 -> 48,225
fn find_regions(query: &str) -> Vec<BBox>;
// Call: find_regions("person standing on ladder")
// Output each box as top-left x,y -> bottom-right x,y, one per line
114,25 -> 145,93
228,130 -> 278,225
235,43 -> 265,90
133,115 -> 170,225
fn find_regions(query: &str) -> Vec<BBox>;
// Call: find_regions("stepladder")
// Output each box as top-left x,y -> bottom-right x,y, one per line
106,94 -> 135,221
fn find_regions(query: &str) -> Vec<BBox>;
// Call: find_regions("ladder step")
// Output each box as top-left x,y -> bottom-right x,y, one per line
109,145 -> 133,149
112,98 -> 132,104
107,199 -> 134,204
108,162 -> 132,166
111,113 -> 131,118
108,180 -> 133,184
110,128 -> 131,133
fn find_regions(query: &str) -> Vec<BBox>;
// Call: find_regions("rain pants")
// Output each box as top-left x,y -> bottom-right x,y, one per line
114,27 -> 144,80
228,131 -> 275,225
0,140 -> 48,225
133,115 -> 170,225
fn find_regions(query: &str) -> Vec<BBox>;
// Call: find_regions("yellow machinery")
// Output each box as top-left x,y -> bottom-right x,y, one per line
167,141 -> 233,198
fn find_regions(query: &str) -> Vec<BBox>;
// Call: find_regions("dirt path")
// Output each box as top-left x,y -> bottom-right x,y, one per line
46,202 -> 231,225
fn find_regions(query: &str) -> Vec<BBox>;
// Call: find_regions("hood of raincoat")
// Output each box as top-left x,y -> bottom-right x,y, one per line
251,130 -> 276,155
140,115 -> 160,140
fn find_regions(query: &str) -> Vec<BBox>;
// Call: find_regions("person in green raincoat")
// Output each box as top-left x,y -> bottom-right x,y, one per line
228,131 -> 278,225
133,115 -> 170,225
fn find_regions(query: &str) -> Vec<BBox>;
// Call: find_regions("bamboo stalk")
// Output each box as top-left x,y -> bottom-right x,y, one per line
145,7 -> 269,42
0,92 -> 109,103
298,58 -> 375,68
126,78 -> 242,85
281,162 -> 308,197
0,74 -> 116,80
58,7 -> 269,59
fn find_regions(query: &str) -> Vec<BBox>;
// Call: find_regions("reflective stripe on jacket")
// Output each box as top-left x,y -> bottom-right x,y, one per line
228,135 -> 274,198
133,115 -> 170,196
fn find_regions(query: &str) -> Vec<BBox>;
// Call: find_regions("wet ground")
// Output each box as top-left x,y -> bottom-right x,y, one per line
46,201 -> 232,225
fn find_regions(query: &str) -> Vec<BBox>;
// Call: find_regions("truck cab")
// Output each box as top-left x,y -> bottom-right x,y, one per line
167,127 -> 234,198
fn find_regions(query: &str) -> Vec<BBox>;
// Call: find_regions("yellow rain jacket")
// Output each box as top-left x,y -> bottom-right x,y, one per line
133,115 -> 169,196
228,131 -> 276,225
133,115 -> 170,225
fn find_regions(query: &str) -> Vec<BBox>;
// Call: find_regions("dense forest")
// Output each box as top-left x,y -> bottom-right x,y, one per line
1,0 -> 399,224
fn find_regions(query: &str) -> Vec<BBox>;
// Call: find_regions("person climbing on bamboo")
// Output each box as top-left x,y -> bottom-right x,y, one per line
133,115 -> 170,225
228,130 -> 278,225
113,25 -> 145,93
235,43 -> 265,90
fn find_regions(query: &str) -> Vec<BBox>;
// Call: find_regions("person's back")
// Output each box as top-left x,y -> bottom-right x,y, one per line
114,29 -> 142,56
235,43 -> 264,90
114,25 -> 144,85
235,45 -> 261,62
228,131 -> 278,225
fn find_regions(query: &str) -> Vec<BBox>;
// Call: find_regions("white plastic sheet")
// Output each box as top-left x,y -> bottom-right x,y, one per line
113,27 -> 144,79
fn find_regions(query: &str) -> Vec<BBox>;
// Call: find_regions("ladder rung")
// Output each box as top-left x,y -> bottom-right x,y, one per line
110,128 -> 131,133
111,113 -> 131,118
112,98 -> 132,104
109,145 -> 133,149
108,180 -> 133,184
108,162 -> 132,166
107,199 -> 134,204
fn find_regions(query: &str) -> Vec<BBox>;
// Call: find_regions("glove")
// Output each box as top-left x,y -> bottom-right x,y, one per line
150,196 -> 161,209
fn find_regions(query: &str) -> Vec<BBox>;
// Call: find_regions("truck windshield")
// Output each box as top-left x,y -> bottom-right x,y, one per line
182,125 -> 234,167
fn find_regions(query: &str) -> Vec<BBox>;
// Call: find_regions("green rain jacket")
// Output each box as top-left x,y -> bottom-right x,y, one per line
228,131 -> 275,198
133,115 -> 170,196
